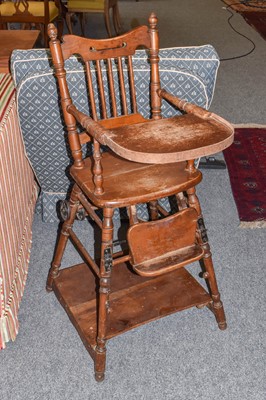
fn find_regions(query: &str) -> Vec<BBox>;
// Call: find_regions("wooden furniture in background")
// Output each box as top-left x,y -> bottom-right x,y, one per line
66,0 -> 121,37
0,0 -> 65,47
46,14 -> 234,381
0,30 -> 40,73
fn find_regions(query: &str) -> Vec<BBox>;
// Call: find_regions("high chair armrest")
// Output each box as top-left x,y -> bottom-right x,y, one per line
158,89 -> 233,132
67,104 -> 108,145
158,88 -> 211,119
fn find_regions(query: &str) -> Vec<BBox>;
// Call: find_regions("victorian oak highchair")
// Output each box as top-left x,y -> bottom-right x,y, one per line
46,14 -> 234,381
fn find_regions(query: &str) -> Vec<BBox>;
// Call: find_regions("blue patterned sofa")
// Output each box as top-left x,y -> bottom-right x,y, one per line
11,45 -> 220,222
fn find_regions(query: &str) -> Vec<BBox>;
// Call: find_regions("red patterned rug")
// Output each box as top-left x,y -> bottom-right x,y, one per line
223,127 -> 266,228
222,1 -> 266,41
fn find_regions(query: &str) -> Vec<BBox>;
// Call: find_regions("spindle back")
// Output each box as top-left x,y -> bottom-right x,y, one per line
48,14 -> 161,162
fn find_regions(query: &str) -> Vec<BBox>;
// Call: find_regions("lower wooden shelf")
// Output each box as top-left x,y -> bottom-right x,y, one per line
53,262 -> 211,356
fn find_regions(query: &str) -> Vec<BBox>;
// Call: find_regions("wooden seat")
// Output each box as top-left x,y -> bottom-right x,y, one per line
0,0 -> 65,47
65,0 -> 121,37
46,14 -> 233,381
70,153 -> 202,208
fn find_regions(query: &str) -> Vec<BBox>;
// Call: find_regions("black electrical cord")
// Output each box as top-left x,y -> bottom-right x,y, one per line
220,4 -> 256,61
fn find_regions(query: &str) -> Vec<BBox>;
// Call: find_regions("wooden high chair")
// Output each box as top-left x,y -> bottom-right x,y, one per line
46,14 -> 234,381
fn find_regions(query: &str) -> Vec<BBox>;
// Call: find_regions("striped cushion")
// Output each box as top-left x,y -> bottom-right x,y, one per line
0,74 -> 15,120
0,74 -> 38,349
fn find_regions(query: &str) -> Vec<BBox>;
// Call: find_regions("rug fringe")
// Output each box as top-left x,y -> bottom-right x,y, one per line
239,221 -> 266,229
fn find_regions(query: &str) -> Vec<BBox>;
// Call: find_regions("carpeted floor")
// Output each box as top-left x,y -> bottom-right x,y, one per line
1,1 -> 266,399
223,127 -> 266,227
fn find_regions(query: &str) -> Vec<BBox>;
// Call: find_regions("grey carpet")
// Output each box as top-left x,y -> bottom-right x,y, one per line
1,1 -> 266,399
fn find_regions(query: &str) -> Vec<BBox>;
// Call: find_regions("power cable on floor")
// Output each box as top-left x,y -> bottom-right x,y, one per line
220,4 -> 256,61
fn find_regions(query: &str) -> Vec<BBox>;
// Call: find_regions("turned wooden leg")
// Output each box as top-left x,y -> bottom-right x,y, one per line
201,247 -> 227,330
93,140 -> 104,195
94,207 -> 114,381
175,192 -> 188,210
187,187 -> 227,330
127,205 -> 138,225
46,185 -> 81,291
149,200 -> 159,220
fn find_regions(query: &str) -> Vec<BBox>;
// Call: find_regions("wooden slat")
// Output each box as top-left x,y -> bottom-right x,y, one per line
96,60 -> 107,119
107,58 -> 118,117
117,56 -> 128,115
127,56 -> 138,114
85,61 -> 98,120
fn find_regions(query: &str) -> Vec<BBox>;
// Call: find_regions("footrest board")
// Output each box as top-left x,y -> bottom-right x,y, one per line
52,262 -> 211,355
128,208 -> 204,277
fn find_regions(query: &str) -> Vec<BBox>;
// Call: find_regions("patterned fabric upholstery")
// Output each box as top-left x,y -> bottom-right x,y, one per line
11,45 -> 220,222
0,74 -> 38,349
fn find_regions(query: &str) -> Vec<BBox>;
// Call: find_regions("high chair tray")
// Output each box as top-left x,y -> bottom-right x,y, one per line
53,262 -> 212,358
104,113 -> 234,164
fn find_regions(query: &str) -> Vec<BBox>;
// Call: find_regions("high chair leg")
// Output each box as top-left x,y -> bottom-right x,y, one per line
201,247 -> 227,330
46,185 -> 81,291
186,187 -> 227,330
149,200 -> 159,220
95,207 -> 114,382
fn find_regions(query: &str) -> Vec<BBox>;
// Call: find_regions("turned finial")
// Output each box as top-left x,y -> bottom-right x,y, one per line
149,13 -> 158,29
48,23 -> 58,41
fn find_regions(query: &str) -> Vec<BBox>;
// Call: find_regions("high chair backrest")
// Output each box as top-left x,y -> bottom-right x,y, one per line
48,14 -> 161,168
